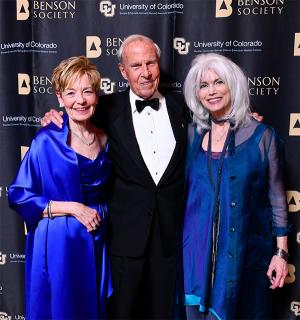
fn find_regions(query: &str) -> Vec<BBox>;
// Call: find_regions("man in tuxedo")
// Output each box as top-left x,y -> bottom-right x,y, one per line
42,34 -> 188,319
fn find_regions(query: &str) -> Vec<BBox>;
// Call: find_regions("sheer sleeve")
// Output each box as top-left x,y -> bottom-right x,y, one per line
185,124 -> 202,178
260,128 -> 289,236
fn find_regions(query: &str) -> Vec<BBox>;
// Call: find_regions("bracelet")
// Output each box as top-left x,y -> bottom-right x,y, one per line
275,247 -> 289,262
47,200 -> 53,219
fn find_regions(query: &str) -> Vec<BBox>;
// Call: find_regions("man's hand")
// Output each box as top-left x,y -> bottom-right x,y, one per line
41,109 -> 64,128
251,112 -> 263,122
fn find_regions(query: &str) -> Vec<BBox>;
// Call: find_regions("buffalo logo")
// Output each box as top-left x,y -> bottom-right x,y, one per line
86,36 -> 102,58
100,78 -> 116,94
16,0 -> 30,20
287,191 -> 300,212
285,264 -> 296,284
289,114 -> 300,136
18,73 -> 30,95
99,0 -> 116,17
21,146 -> 29,160
216,0 -> 232,18
173,37 -> 190,55
294,33 -> 300,56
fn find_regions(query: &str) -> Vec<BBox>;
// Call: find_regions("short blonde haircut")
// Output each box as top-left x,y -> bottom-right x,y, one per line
51,56 -> 101,94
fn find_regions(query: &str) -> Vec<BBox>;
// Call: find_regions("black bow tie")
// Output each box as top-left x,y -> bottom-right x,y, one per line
135,98 -> 159,113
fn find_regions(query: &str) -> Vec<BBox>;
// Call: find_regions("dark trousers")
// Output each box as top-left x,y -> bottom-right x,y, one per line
186,306 -> 217,320
108,214 -> 177,319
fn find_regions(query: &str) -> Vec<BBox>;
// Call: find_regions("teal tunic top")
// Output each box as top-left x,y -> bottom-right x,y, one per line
183,119 -> 289,319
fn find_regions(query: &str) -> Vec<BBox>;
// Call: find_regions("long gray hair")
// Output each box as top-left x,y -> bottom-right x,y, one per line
184,53 -> 251,130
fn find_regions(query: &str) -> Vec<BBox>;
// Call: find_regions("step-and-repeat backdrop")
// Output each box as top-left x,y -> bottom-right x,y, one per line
1,0 -> 300,318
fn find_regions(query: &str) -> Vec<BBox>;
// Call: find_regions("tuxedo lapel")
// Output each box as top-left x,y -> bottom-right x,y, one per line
110,93 -> 154,179
108,90 -> 186,186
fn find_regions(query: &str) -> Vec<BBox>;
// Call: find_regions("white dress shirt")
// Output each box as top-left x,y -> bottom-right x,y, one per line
130,90 -> 176,185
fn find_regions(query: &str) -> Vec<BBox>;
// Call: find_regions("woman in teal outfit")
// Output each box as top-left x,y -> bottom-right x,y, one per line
9,56 -> 112,319
182,53 -> 289,319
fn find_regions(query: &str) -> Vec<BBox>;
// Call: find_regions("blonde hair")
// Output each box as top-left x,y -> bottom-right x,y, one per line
51,56 -> 101,93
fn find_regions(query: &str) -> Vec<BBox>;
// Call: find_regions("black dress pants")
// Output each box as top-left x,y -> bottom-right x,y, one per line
108,214 -> 177,319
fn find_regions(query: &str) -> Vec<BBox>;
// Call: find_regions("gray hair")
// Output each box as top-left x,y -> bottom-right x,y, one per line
184,53 -> 251,130
117,34 -> 161,63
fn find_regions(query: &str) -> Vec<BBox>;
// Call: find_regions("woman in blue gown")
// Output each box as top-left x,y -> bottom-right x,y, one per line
182,53 -> 289,319
8,56 -> 112,319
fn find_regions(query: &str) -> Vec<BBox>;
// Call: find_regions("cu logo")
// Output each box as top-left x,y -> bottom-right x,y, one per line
173,37 -> 190,55
100,78 -> 116,94
215,0 -> 232,18
291,301 -> 300,316
0,252 -> 7,265
0,312 -> 12,320
99,0 -> 116,17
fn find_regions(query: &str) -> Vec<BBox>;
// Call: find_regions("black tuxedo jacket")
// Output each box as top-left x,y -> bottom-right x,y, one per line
93,89 -> 188,257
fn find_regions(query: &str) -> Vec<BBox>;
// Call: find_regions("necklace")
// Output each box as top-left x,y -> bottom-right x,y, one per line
70,129 -> 95,146
211,115 -> 227,124
213,127 -> 228,143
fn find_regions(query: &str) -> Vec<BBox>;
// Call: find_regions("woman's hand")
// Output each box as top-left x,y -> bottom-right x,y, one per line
41,109 -> 64,128
42,201 -> 101,232
71,202 -> 101,232
267,255 -> 288,289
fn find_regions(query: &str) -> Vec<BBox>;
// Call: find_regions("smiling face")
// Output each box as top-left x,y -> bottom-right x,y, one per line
118,39 -> 160,100
56,74 -> 98,122
198,69 -> 232,119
